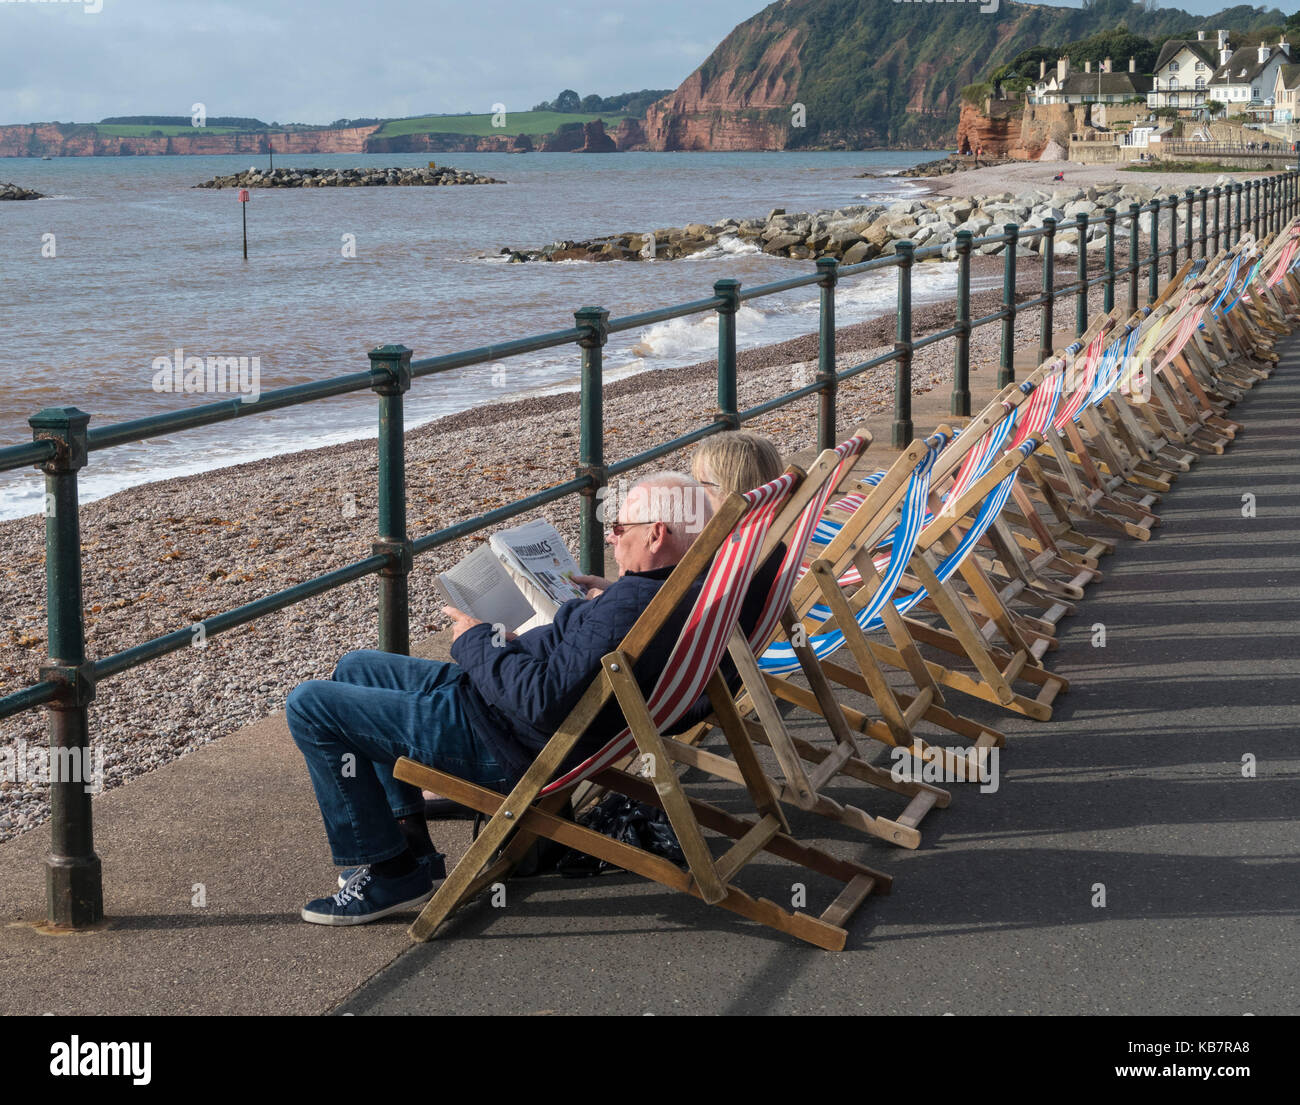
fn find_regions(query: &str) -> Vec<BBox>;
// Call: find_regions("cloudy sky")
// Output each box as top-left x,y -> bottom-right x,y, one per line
0,0 -> 1280,125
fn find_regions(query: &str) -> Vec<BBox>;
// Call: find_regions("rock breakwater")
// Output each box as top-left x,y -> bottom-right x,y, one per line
195,165 -> 503,189
0,181 -> 44,200
500,177 -> 1218,265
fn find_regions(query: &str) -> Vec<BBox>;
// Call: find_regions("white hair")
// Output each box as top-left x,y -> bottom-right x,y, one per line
624,471 -> 713,555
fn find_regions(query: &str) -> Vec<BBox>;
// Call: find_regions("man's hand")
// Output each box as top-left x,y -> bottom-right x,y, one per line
443,606 -> 484,642
571,573 -> 616,599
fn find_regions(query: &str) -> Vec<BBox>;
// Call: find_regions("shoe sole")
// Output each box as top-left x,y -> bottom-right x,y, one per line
300,887 -> 435,926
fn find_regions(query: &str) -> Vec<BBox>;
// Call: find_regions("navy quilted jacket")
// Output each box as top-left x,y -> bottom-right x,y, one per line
451,566 -> 697,782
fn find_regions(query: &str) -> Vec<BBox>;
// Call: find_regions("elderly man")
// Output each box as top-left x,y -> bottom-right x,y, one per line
288,471 -> 711,925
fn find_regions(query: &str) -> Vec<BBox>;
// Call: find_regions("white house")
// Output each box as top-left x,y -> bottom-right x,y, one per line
1147,31 -> 1224,109
1208,38 -> 1293,110
1272,63 -> 1300,123
1030,56 -> 1151,106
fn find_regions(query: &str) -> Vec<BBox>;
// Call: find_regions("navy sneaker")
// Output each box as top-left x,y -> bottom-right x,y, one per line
302,864 -> 435,926
337,850 -> 446,889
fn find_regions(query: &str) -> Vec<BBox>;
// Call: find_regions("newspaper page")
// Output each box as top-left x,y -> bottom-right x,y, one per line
436,543 -> 535,632
489,519 -> 586,622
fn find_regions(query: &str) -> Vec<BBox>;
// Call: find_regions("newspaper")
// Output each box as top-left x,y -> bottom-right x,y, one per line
489,519 -> 586,614
436,519 -> 584,632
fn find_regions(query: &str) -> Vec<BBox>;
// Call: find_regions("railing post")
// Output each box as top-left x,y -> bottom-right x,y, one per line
1168,195 -> 1179,278
1232,182 -> 1241,243
1185,188 -> 1196,259
574,306 -> 609,577
1040,217 -> 1056,366
713,278 -> 741,430
1253,179 -> 1261,238
1103,208 -> 1116,313
1075,212 -> 1088,337
892,240 -> 915,447
815,257 -> 838,450
999,223 -> 1018,387
368,344 -> 413,656
1212,185 -> 1222,255
1148,201 -> 1160,305
1273,175 -> 1281,234
953,230 -> 972,416
29,406 -> 101,929
1127,204 -> 1139,315
1198,187 -> 1209,257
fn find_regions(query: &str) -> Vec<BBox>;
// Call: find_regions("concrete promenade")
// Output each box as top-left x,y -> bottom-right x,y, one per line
0,342 -> 1296,1016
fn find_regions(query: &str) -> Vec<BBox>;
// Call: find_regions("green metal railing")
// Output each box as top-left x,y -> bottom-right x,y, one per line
2,170 -> 1297,927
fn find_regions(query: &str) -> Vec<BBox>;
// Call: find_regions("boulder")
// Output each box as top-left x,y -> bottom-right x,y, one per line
763,233 -> 803,254
955,213 -> 993,236
937,200 -> 973,224
841,240 -> 878,266
862,215 -> 896,248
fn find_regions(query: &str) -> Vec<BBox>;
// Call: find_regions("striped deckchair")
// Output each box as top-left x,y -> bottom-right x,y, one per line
1032,319 -> 1163,541
667,431 -> 960,849
395,472 -> 891,951
792,392 -> 1069,723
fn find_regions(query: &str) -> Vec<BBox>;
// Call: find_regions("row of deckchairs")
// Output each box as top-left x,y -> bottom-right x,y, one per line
390,219 -> 1299,951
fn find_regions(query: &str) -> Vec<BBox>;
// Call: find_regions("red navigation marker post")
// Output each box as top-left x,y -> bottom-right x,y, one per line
239,188 -> 250,260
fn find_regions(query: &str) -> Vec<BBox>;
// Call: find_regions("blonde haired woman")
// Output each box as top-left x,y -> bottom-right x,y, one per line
690,430 -> 783,507
573,432 -> 785,597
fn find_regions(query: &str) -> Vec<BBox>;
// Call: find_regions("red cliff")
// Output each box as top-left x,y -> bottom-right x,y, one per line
0,124 -> 379,158
642,21 -> 800,151
954,101 -> 1021,158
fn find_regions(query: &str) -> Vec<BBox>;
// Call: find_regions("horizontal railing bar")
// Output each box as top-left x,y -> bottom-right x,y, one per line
87,371 -> 377,452
607,297 -> 727,333
608,423 -> 721,474
0,439 -> 57,474
92,555 -> 390,681
739,380 -> 825,421
411,476 -> 592,555
837,347 -> 900,382
838,253 -> 906,278
972,308 -> 1010,328
409,327 -> 586,375
0,680 -> 59,722
738,272 -> 824,300
912,324 -> 963,350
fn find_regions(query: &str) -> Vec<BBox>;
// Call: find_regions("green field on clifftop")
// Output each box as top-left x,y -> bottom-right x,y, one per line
374,110 -> 629,138
94,124 -> 247,137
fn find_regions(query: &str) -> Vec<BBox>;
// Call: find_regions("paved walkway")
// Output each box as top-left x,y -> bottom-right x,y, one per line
1,344 -> 1296,1016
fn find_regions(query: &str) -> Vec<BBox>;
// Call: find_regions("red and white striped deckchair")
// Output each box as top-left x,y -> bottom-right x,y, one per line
395,472 -> 891,951
671,432 -> 966,849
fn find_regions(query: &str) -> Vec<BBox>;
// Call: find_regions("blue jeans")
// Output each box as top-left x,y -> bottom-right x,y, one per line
286,650 -> 510,866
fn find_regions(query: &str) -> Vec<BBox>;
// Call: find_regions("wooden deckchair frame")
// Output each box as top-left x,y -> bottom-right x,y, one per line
395,478 -> 891,951
656,433 -> 966,850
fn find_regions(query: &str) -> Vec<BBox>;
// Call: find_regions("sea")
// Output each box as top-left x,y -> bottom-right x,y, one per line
0,150 -> 976,520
